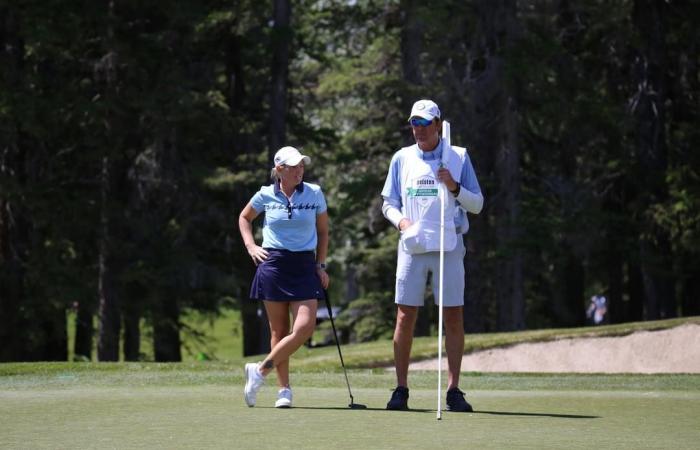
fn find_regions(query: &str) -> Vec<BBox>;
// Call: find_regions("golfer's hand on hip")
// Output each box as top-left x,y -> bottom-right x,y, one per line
246,244 -> 269,265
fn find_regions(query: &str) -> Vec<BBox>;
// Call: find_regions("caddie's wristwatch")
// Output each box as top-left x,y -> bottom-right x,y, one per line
450,183 -> 461,196
316,263 -> 327,270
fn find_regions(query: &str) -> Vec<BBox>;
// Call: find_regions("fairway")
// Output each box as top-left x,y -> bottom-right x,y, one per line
1,368 -> 699,449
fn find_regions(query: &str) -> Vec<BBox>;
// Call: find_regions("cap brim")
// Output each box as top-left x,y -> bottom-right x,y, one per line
408,112 -> 436,121
284,155 -> 311,167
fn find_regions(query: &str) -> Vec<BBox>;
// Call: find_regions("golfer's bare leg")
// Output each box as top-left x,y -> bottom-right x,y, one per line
443,306 -> 464,390
264,301 -> 291,387
394,305 -> 418,387
259,300 -> 317,377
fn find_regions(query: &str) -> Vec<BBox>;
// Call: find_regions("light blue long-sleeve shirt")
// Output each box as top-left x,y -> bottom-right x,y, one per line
381,139 -> 483,234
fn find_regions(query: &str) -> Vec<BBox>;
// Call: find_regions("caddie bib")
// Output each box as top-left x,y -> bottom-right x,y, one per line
399,144 -> 461,254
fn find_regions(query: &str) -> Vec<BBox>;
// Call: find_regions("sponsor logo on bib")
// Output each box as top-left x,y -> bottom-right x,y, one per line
407,176 -> 438,207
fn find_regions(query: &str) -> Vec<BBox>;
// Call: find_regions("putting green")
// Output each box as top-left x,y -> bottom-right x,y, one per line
2,384 -> 699,449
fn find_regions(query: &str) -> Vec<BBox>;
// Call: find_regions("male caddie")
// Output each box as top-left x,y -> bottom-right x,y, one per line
381,99 -> 484,411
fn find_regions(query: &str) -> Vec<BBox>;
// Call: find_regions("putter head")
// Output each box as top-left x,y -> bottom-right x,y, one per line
349,402 -> 367,409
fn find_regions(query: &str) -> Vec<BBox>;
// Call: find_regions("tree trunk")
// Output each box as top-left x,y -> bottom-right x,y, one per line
0,154 -> 25,361
96,1 -> 121,361
399,0 -> 423,86
96,155 -> 121,361
236,187 -> 265,356
550,251 -> 585,327
268,0 -> 291,159
38,310 -> 68,361
680,258 -> 700,316
0,193 -> 28,361
74,301 -> 94,361
240,270 -> 271,356
225,34 -> 245,111
632,0 -> 675,319
0,7 -> 29,361
399,0 -> 431,337
464,238 -> 486,332
241,301 -> 262,357
153,295 -> 181,362
627,262 -> 645,321
122,305 -> 141,361
496,93 -> 525,330
239,0 -> 291,357
546,253 -> 583,328
605,248 -> 625,323
470,0 -> 524,331
225,19 -> 267,356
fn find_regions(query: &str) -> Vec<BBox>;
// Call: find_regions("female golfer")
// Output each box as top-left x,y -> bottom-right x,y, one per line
238,146 -> 329,408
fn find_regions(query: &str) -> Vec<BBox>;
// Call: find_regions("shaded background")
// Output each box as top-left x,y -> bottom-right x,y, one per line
1,0 -> 698,361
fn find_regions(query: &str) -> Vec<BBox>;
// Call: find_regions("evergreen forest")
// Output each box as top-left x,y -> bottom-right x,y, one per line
1,0 -> 698,361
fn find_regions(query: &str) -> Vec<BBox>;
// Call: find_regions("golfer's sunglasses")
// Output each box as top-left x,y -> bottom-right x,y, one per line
410,117 -> 433,127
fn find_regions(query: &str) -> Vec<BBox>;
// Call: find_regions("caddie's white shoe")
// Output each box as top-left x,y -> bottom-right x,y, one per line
275,387 -> 292,408
244,363 -> 265,407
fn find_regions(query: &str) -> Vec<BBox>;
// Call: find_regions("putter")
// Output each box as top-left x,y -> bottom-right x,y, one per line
324,289 -> 367,409
436,120 -> 451,420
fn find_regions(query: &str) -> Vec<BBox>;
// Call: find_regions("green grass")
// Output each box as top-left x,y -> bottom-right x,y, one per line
4,317 -> 699,449
2,386 -> 699,449
1,368 -> 699,449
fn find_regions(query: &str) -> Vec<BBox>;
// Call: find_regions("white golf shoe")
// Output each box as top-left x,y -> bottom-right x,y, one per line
275,387 -> 292,408
244,363 -> 265,407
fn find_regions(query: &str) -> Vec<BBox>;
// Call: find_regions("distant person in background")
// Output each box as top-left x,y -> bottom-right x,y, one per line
381,99 -> 484,412
587,295 -> 608,325
238,146 -> 330,408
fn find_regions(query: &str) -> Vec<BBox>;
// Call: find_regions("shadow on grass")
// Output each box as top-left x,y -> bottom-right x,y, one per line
475,410 -> 600,419
262,407 -> 598,418
261,406 -> 434,413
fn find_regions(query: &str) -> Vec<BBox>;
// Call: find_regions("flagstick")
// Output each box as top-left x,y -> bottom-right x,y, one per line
437,120 -> 450,420
437,183 -> 445,421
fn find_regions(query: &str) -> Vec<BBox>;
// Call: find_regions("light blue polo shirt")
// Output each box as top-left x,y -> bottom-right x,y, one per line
250,181 -> 327,252
381,140 -> 482,233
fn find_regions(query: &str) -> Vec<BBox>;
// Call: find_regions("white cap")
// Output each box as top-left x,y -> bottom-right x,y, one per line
273,146 -> 311,167
408,99 -> 441,121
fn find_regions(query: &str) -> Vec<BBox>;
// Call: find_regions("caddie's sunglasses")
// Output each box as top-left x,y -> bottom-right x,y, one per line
410,117 -> 433,127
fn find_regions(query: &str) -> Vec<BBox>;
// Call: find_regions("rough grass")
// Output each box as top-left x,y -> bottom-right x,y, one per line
291,316 -> 700,370
9,316 -> 700,376
68,308 -> 700,366
67,308 -> 244,362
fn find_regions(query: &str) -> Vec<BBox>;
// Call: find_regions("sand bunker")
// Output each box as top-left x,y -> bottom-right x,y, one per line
407,324 -> 700,373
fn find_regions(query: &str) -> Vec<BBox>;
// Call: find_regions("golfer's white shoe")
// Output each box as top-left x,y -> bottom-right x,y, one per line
244,363 -> 265,407
275,387 -> 293,408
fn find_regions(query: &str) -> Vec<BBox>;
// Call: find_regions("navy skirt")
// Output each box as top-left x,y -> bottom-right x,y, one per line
249,249 -> 325,301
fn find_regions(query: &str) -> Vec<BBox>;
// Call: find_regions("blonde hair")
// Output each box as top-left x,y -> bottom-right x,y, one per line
270,166 -> 281,181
